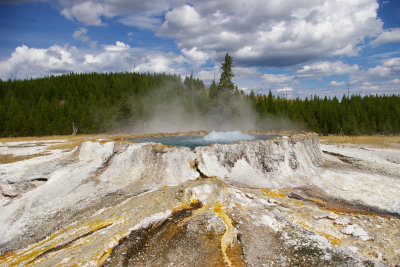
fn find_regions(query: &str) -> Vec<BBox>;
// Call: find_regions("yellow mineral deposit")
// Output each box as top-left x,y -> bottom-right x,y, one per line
262,188 -> 286,198
293,219 -> 341,246
0,218 -> 124,266
212,201 -> 246,267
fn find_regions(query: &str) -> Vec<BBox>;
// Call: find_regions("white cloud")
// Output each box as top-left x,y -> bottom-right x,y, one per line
389,78 -> 400,85
103,41 -> 130,52
82,42 -> 135,71
83,41 -> 185,74
277,86 -> 294,92
0,45 -> 77,80
350,79 -> 400,95
357,83 -> 383,91
61,1 -> 107,26
343,57 -> 400,93
59,0 -> 172,28
361,57 -> 400,81
262,73 -> 293,84
134,52 -> 185,73
382,57 -> 400,69
118,15 -> 161,30
158,0 -> 383,67
0,42 -> 186,80
296,61 -> 359,78
103,0 -> 170,16
72,27 -> 97,48
164,5 -> 201,28
329,80 -> 346,86
181,47 -> 210,67
367,65 -> 391,78
372,28 -> 400,46
232,67 -> 260,79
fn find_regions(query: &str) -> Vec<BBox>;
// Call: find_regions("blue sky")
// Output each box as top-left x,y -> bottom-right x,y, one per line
0,0 -> 399,98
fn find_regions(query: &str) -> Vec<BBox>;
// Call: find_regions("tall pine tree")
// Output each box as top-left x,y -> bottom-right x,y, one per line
218,53 -> 235,91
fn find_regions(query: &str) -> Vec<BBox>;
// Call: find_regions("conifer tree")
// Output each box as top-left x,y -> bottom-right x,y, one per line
218,53 -> 235,91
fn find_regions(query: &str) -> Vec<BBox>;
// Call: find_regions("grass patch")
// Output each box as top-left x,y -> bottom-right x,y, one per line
0,134 -> 121,143
46,142 -> 82,151
0,134 -> 125,151
45,136 -> 125,151
0,153 -> 47,164
320,135 -> 400,148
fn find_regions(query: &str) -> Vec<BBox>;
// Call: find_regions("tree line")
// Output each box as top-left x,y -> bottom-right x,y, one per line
0,72 -> 206,136
0,68 -> 398,137
248,92 -> 400,135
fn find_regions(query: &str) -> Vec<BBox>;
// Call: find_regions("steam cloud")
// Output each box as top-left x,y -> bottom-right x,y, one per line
203,131 -> 254,142
114,80 -> 303,134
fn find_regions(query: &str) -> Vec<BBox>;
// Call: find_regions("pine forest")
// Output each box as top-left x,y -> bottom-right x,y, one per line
0,72 -> 399,137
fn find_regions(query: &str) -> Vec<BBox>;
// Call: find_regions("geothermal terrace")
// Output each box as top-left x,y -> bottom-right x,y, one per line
0,132 -> 399,266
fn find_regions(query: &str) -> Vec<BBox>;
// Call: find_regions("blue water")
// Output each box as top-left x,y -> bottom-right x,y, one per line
129,131 -> 279,150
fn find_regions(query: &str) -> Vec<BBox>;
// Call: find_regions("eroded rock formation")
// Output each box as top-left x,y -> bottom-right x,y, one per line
0,133 -> 399,266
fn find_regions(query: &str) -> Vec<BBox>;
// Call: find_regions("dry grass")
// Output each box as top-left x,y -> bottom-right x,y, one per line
0,153 -> 47,164
0,135 -> 71,143
320,135 -> 400,148
45,142 -> 82,151
0,134 -> 126,150
0,133 -> 133,143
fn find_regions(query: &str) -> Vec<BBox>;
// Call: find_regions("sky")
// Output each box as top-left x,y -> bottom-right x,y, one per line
0,0 -> 399,98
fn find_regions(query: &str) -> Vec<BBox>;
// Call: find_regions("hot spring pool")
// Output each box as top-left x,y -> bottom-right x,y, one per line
129,131 -> 279,150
